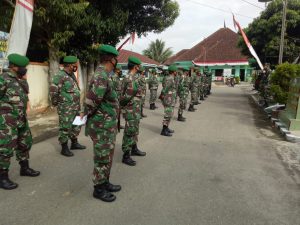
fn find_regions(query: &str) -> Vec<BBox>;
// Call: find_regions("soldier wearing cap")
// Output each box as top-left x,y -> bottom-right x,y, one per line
0,53 -> 40,190
188,66 -> 198,112
177,66 -> 190,122
148,69 -> 159,110
84,44 -> 121,202
120,56 -> 146,166
160,65 -> 177,137
50,56 -> 86,157
137,66 -> 147,118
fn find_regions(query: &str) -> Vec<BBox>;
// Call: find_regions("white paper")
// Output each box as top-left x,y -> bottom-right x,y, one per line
72,116 -> 87,126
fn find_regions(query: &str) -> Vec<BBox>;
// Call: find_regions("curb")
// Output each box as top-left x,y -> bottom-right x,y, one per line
250,93 -> 300,143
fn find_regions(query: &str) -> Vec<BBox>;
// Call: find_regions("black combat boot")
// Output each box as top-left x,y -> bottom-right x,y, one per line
188,104 -> 195,112
70,139 -> 86,150
61,142 -> 74,157
0,170 -> 18,190
122,152 -> 136,166
141,108 -> 147,118
93,184 -> 116,202
105,181 -> 121,192
177,114 -> 186,122
150,103 -> 155,110
161,125 -> 172,137
200,95 -> 205,100
19,160 -> 40,177
131,144 -> 146,156
167,127 -> 175,133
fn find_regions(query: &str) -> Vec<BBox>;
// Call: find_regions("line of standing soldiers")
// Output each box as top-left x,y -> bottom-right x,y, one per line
160,65 -> 212,136
0,47 -> 212,204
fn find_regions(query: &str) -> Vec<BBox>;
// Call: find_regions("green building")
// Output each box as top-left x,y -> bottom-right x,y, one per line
165,28 -> 253,82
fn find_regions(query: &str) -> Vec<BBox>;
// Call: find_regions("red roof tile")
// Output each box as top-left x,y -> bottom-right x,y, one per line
165,28 -> 248,64
117,49 -> 160,65
164,49 -> 189,65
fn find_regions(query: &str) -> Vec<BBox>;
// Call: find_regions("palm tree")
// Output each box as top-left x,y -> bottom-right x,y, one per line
143,39 -> 173,64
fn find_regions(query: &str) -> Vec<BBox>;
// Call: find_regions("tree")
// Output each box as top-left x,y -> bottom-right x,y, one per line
270,63 -> 300,104
1,0 -> 180,80
143,39 -> 173,63
238,0 -> 300,66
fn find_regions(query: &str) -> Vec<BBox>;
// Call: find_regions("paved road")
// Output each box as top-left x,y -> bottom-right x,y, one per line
1,86 -> 300,225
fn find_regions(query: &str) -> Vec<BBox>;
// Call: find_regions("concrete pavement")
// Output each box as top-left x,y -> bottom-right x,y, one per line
1,85 -> 299,225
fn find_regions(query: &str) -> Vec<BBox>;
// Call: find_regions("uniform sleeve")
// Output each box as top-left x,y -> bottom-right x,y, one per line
49,74 -> 61,106
84,75 -> 107,116
0,75 -> 6,99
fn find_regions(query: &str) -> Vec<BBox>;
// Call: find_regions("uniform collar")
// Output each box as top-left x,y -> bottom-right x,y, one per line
7,70 -> 18,78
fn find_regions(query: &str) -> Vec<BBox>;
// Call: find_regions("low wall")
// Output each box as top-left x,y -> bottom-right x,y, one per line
27,63 -> 50,111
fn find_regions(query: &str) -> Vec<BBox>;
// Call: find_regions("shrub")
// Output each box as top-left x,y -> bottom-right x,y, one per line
270,63 -> 300,104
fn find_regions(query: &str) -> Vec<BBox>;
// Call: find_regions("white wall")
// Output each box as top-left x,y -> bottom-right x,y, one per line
27,63 -> 50,110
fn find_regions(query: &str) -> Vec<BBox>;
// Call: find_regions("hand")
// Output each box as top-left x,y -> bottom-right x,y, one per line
80,112 -> 85,120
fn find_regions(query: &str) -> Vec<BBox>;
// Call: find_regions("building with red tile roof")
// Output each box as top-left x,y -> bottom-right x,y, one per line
117,49 -> 160,67
165,28 -> 253,82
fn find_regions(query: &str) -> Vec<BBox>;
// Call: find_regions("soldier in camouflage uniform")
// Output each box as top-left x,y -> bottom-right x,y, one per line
112,65 -> 125,130
198,70 -> 205,101
177,66 -> 190,122
112,65 -> 123,99
194,67 -> 202,103
160,65 -> 178,137
0,53 -> 40,190
137,66 -> 147,118
84,45 -> 121,202
148,69 -> 159,110
188,67 -> 198,112
121,56 -> 146,166
50,56 -> 86,157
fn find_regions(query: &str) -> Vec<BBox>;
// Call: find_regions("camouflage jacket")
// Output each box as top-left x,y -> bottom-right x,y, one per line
148,74 -> 159,90
120,73 -> 142,120
111,73 -> 122,99
137,74 -> 147,97
50,70 -> 81,111
178,73 -> 190,98
190,73 -> 198,90
0,71 -> 29,128
84,67 -> 119,132
161,75 -> 176,107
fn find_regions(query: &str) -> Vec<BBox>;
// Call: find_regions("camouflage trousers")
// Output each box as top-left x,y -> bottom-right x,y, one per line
190,88 -> 198,104
0,121 -> 32,170
149,88 -> 158,104
178,94 -> 188,115
122,119 -> 140,154
88,124 -> 117,185
163,106 -> 174,126
57,105 -> 81,144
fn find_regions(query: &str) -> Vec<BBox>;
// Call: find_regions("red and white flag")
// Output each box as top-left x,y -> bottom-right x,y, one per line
117,32 -> 136,51
233,14 -> 263,70
7,0 -> 34,55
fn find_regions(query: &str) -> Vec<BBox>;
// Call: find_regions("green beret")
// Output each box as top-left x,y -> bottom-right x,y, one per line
182,66 -> 190,71
63,56 -> 78,64
8,53 -> 29,67
98,44 -> 119,56
168,65 -> 178,72
151,69 -> 156,73
128,56 -> 141,65
116,64 -> 122,70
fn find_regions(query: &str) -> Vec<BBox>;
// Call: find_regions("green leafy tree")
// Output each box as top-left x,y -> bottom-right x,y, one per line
143,39 -> 173,63
238,0 -> 300,66
0,0 -> 14,32
270,63 -> 300,104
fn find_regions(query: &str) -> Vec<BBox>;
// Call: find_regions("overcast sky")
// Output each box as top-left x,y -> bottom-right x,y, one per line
120,0 -> 266,54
